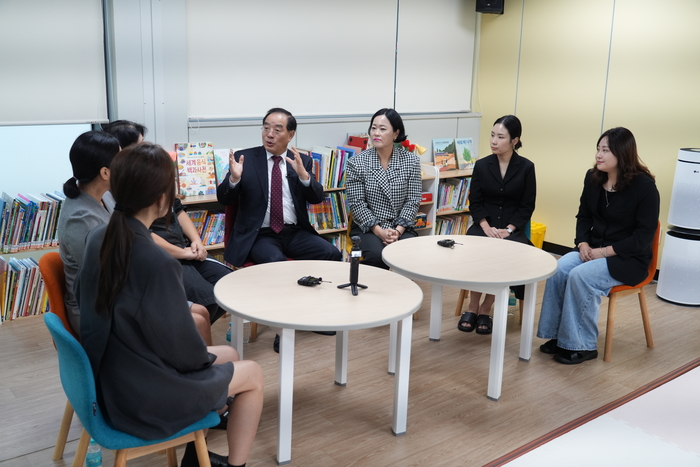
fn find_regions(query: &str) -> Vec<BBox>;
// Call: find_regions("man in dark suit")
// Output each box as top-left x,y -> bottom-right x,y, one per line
217,107 -> 342,267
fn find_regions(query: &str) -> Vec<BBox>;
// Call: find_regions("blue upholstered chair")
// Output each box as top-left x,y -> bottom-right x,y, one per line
38,252 -> 78,462
44,312 -> 220,467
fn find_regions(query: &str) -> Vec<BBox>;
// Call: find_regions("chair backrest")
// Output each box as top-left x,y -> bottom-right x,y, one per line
611,221 -> 661,292
224,201 -> 238,249
39,252 -> 78,340
640,221 -> 662,288
43,312 -> 108,441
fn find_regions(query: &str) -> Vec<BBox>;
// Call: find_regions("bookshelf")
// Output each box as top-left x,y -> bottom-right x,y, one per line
180,194 -> 225,251
416,163 -> 439,236
435,168 -> 473,235
1,191 -> 66,322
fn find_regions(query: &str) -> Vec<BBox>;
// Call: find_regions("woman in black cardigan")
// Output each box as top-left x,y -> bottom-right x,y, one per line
537,127 -> 659,364
458,115 -> 536,334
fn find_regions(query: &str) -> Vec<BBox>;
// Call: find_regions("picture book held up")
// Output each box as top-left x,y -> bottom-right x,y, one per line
175,142 -> 217,196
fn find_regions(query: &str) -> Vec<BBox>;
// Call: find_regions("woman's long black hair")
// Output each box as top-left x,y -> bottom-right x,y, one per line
95,143 -> 175,316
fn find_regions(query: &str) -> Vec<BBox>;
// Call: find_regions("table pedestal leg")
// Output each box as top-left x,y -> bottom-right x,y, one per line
230,315 -> 244,358
519,282 -> 538,361
277,328 -> 295,465
392,315 -> 413,436
429,283 -> 443,341
388,322 -> 397,375
335,330 -> 349,386
487,287 -> 509,401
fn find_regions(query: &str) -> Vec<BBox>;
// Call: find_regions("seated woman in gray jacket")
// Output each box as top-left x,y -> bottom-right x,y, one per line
57,131 -> 120,334
57,131 -> 213,343
345,108 -> 422,269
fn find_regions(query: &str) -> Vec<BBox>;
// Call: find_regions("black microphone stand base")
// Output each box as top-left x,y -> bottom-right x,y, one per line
337,283 -> 368,296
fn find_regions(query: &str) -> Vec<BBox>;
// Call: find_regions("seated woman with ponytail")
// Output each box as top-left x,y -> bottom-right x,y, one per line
76,143 -> 263,467
57,131 -> 120,334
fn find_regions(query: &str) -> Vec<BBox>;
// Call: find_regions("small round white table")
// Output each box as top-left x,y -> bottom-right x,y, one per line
214,260 -> 423,465
382,235 -> 557,401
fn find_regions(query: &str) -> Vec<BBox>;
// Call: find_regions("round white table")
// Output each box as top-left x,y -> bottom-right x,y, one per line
382,235 -> 557,401
214,260 -> 423,465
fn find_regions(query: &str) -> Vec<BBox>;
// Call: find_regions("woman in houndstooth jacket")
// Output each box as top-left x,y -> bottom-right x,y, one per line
346,109 -> 422,269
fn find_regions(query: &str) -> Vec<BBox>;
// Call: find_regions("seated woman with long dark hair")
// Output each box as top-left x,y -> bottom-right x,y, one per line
537,127 -> 659,365
76,143 -> 263,467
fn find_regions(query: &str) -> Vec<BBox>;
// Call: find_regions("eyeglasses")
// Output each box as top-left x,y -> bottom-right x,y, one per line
262,125 -> 284,136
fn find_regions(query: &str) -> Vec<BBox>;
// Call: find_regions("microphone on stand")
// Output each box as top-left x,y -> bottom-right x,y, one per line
337,236 -> 368,296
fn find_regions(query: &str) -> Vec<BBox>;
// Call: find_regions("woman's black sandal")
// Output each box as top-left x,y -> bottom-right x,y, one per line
475,314 -> 493,335
458,312 -> 477,332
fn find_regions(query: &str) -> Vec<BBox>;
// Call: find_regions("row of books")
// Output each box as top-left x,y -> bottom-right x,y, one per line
1,191 -> 65,254
307,191 -> 349,232
435,214 -> 472,236
186,210 -> 226,246
298,145 -> 356,190
1,256 -> 48,323
437,178 -> 470,213
325,232 -> 350,262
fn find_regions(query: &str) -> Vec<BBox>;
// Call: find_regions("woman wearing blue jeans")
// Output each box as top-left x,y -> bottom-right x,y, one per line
537,127 -> 659,364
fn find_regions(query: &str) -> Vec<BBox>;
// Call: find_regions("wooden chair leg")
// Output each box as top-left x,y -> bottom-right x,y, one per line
114,449 -> 129,467
194,430 -> 212,467
52,400 -> 74,460
604,292 -> 618,362
249,322 -> 258,341
166,446 -> 178,467
638,287 -> 654,348
518,299 -> 524,325
72,429 -> 91,467
455,289 -> 468,316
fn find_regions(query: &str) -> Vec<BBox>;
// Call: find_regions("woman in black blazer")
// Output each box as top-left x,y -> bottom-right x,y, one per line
346,108 -> 422,269
537,127 -> 659,364
458,115 -> 536,334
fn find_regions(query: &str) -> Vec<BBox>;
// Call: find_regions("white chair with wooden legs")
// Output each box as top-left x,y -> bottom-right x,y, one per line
602,222 -> 660,362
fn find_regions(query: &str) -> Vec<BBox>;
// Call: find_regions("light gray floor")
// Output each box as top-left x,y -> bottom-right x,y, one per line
506,365 -> 700,466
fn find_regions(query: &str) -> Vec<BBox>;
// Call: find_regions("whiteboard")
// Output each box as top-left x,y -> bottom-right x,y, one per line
395,0 -> 476,113
0,0 -> 107,125
185,0 -> 476,119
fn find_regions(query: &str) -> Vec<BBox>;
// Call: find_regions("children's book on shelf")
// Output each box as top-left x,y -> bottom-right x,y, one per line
324,233 -> 350,261
1,255 -> 48,323
198,212 -> 226,246
186,210 -> 208,236
435,214 -> 472,236
454,137 -> 476,170
1,191 -> 65,254
307,191 -> 348,232
347,134 -> 369,151
175,142 -> 217,196
432,138 -> 458,171
213,148 -> 242,185
315,145 -> 335,189
437,178 -> 470,213
335,146 -> 358,188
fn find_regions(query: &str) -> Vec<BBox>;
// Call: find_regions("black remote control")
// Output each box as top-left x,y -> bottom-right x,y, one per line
298,276 -> 323,286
